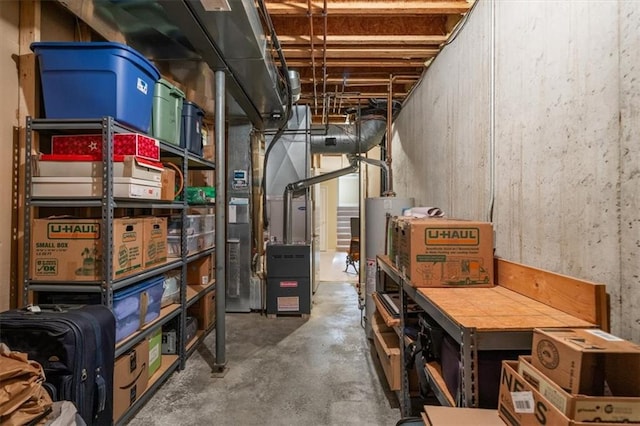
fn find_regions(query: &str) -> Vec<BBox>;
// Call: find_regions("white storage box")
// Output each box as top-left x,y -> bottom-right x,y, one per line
34,155 -> 163,182
32,176 -> 162,200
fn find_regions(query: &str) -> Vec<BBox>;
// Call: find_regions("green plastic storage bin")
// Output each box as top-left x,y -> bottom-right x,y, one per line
151,78 -> 185,145
185,186 -> 216,204
148,327 -> 162,377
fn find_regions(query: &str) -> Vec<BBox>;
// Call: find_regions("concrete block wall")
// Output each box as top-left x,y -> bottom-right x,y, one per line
392,0 -> 640,341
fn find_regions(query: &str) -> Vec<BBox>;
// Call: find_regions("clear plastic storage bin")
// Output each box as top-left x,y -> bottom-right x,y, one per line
113,276 -> 164,342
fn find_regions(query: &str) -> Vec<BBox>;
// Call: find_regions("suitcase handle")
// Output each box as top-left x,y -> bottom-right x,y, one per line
25,304 -> 69,313
95,373 -> 106,414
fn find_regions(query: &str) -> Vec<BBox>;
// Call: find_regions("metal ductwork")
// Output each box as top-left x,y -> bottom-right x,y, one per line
159,0 -> 289,128
288,70 -> 301,104
310,116 -> 386,154
283,157 -> 359,244
92,0 -> 290,129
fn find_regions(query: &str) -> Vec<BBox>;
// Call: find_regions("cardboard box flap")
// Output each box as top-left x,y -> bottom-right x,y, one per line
127,155 -> 164,172
518,355 -> 640,422
536,328 -> 640,353
423,406 -> 503,426
533,328 -> 640,396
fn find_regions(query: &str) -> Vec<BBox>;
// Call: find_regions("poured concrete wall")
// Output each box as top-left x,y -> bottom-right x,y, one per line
392,0 -> 640,340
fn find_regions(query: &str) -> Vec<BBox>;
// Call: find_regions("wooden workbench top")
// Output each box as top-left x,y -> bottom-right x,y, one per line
417,286 -> 595,331
377,255 -> 604,332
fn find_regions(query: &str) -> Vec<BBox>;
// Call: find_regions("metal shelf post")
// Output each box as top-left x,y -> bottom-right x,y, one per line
179,145 -> 189,370
398,276 -> 411,417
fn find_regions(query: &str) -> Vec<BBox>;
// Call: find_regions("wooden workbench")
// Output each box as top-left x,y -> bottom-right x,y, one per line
376,254 -> 609,413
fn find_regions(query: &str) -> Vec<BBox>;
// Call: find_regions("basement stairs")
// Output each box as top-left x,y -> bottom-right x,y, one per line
336,206 -> 359,252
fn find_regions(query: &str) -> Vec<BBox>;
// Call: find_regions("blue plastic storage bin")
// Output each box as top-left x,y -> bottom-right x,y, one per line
31,42 -> 160,133
180,101 -> 204,156
112,276 -> 164,342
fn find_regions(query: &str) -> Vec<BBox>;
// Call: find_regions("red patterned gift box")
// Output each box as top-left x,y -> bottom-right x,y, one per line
51,135 -> 103,160
113,133 -> 160,161
51,133 -> 160,161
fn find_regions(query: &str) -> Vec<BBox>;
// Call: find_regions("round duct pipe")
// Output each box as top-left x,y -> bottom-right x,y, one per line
309,116 -> 386,154
288,70 -> 301,103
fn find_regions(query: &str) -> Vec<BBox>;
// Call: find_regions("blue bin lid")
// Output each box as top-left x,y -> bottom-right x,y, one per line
182,101 -> 205,116
114,275 -> 165,301
30,41 -> 160,81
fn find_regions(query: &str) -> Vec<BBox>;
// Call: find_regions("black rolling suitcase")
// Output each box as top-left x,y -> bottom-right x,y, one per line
0,304 -> 115,425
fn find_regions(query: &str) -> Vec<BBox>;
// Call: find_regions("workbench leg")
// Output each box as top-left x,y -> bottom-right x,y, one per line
399,280 -> 411,417
460,328 -> 478,407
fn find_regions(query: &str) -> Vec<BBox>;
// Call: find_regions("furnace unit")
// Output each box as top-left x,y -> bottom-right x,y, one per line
266,243 -> 311,315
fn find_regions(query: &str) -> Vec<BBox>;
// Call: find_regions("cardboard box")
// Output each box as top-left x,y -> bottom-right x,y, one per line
113,339 -> 149,422
120,156 -> 163,182
531,328 -> 640,395
188,170 -> 214,187
160,167 -> 176,201
371,310 -> 393,334
112,218 -> 144,280
187,254 -> 213,286
518,356 -> 640,423
388,216 -> 404,265
34,154 -> 162,181
203,145 -> 214,162
499,360 -> 623,426
142,217 -> 167,269
148,327 -> 162,378
188,290 -> 216,331
423,406 -> 502,426
31,176 -> 161,200
397,218 -> 494,287
31,218 -> 143,281
373,326 -> 401,391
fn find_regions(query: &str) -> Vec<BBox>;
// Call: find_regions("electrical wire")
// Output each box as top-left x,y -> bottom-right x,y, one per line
256,0 -> 294,229
398,0 -> 481,112
440,0 -> 481,48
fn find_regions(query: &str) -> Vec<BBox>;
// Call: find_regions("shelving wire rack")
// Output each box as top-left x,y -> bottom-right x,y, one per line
23,116 -> 217,425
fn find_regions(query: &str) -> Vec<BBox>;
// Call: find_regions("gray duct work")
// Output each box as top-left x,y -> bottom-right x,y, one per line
282,156 -> 391,243
283,157 -> 359,244
282,115 -> 391,243
309,116 -> 387,155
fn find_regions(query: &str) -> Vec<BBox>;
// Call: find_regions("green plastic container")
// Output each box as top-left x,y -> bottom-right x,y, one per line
185,186 -> 216,204
150,78 -> 185,145
148,327 -> 162,377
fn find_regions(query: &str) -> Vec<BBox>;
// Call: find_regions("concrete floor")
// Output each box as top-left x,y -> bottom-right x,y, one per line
128,282 -> 401,425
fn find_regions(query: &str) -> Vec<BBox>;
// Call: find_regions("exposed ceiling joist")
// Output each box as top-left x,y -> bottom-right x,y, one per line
281,47 -> 439,59
286,59 -> 427,67
270,16 -> 449,35
277,34 -> 448,46
300,77 -> 419,85
265,0 -> 475,123
267,1 -> 472,16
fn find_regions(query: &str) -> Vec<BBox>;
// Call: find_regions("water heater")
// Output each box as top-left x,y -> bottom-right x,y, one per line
364,196 -> 414,338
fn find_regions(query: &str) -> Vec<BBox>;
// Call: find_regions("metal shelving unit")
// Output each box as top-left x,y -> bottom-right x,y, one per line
377,255 -> 539,415
23,117 -> 217,425
376,256 -> 471,414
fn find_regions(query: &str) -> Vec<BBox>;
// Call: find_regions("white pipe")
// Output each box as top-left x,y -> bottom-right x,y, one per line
488,0 -> 496,223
